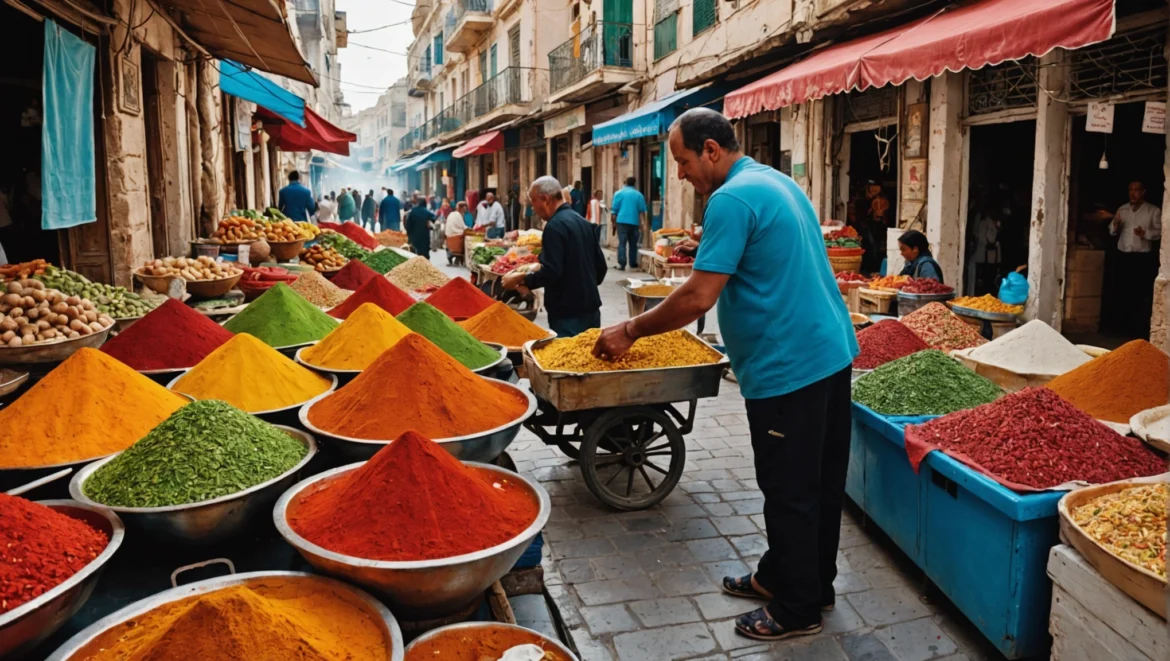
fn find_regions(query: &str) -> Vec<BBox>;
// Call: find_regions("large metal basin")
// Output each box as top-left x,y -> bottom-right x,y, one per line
274,462 -> 550,618
44,571 -> 403,661
470,342 -> 509,374
403,622 -> 578,660
0,325 -> 111,366
68,426 -> 317,545
0,501 -> 124,659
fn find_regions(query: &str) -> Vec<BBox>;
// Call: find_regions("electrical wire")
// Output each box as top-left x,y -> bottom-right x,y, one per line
347,41 -> 408,56
347,17 -> 413,33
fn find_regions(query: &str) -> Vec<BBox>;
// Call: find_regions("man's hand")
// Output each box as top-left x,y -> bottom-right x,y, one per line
673,238 -> 699,256
593,321 -> 637,359
1135,226 -> 1146,237
502,271 -> 526,291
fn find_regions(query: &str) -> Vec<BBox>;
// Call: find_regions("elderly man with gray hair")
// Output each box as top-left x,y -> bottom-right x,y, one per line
502,176 -> 607,337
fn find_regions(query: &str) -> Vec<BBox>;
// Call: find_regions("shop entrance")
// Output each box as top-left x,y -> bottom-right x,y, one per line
642,142 -> 663,235
844,127 -> 898,274
964,120 -> 1036,295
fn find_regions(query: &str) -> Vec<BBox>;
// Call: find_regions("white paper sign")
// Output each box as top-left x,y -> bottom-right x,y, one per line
1086,102 -> 1114,133
1143,101 -> 1166,134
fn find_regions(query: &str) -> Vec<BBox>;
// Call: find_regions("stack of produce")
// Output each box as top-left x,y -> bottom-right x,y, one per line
260,219 -> 316,242
869,275 -> 909,291
1071,483 -> 1167,579
137,256 -> 242,281
1045,339 -> 1169,423
308,334 -> 528,439
212,216 -> 262,243
900,302 -> 987,352
69,580 -> 390,659
374,228 -> 408,247
667,253 -> 694,264
83,400 -> 307,507
387,256 -> 451,292
425,277 -> 495,319
397,302 -> 501,369
1,494 -> 108,613
653,229 -> 688,256
101,298 -> 234,371
490,253 -> 540,275
332,222 -> 379,250
289,271 -> 351,308
317,231 -> 371,259
0,258 -> 49,280
835,271 -> 869,284
964,319 -> 1091,376
900,278 -> 953,294
355,248 -> 408,275
459,302 -> 550,348
301,303 -> 412,370
824,226 -> 861,249
329,259 -> 379,290
852,319 -> 929,370
534,328 -> 718,372
238,265 -> 299,299
853,350 -> 1001,416
950,294 -> 1023,315
327,275 -> 414,319
516,231 -> 542,250
905,388 -> 1165,490
471,244 -> 506,266
633,284 -> 676,297
405,626 -> 573,661
299,244 -> 348,272
36,265 -> 156,318
222,283 -> 338,347
171,334 -> 332,413
1,279 -> 114,347
0,348 -> 186,468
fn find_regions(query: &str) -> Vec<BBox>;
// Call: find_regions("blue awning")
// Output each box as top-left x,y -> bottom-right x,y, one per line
218,60 -> 305,127
389,154 -> 425,173
414,146 -> 458,170
592,84 -> 724,146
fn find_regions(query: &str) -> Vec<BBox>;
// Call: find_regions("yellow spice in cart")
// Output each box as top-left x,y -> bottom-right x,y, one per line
534,328 -> 719,372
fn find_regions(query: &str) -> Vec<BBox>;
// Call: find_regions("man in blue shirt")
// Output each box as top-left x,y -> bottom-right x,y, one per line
277,171 -> 316,221
378,188 -> 402,231
610,177 -> 647,271
570,180 -> 586,217
594,108 -> 858,643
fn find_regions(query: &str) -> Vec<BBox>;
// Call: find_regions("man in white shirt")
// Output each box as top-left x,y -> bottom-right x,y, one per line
478,192 -> 506,239
446,201 -> 469,238
1110,180 -> 1161,337
316,194 -> 337,223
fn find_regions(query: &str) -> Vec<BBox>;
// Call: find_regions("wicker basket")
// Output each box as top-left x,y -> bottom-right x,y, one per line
828,254 -> 862,273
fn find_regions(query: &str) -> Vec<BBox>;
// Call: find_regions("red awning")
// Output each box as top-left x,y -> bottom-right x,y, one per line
724,0 -> 1115,119
257,107 -> 357,156
452,131 -> 505,158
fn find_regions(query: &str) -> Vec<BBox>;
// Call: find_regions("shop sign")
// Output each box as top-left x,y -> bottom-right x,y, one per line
544,106 -> 586,138
1086,102 -> 1114,133
1142,102 -> 1165,134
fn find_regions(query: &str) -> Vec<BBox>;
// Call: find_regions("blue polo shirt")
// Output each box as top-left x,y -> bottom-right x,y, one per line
694,157 -> 858,399
611,186 -> 647,226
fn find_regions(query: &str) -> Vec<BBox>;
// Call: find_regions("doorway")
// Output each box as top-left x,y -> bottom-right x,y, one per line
965,120 -> 1036,295
846,128 -> 898,273
642,142 -> 664,235
141,51 -> 168,260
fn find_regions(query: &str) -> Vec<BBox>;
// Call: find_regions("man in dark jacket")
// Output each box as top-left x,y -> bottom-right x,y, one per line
361,189 -> 377,231
277,171 -> 316,221
379,189 -> 402,231
502,176 -> 607,337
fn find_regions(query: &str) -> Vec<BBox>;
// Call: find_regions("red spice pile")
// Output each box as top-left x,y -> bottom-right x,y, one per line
327,274 -> 415,319
329,259 -> 380,290
101,299 -> 235,370
853,319 -> 929,369
901,278 -> 953,294
900,302 -> 986,352
905,388 -> 1166,490
425,277 -> 496,319
335,223 -> 379,249
289,430 -> 539,561
1,494 -> 108,613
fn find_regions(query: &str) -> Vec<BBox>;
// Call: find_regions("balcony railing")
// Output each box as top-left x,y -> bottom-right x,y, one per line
411,57 -> 432,81
399,125 -> 426,153
549,22 -> 634,93
450,0 -> 492,23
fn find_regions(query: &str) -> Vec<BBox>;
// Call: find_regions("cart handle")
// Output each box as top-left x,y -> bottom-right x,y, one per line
171,558 -> 236,587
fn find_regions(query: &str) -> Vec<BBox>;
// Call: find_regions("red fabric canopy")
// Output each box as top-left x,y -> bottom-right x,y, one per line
452,130 -> 504,158
257,107 -> 357,156
725,0 -> 1115,119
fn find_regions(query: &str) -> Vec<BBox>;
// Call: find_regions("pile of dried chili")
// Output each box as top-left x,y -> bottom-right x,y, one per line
852,319 -> 929,370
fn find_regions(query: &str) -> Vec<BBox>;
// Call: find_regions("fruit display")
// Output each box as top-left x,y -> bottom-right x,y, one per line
824,226 -> 862,249
516,232 -> 542,250
869,275 -> 910,291
835,271 -> 870,284
137,256 -> 242,281
299,245 -> 348,271
261,219 -> 317,242
0,259 -> 49,281
35,265 -> 156,318
1,279 -> 113,347
666,254 -> 694,264
212,216 -> 262,243
316,231 -> 370,260
490,253 -> 540,275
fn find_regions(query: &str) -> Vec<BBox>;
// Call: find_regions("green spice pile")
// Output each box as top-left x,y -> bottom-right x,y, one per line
357,248 -> 408,274
222,282 -> 338,347
317,232 -> 370,259
83,400 -> 307,507
397,302 -> 501,369
853,349 -> 1002,416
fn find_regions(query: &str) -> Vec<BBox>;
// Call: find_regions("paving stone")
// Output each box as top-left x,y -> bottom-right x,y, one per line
750,514 -> 767,530
629,596 -> 703,627
691,469 -> 736,481
703,559 -> 751,586
687,537 -> 739,562
839,524 -> 869,549
663,504 -> 709,520
665,518 -> 721,541
611,532 -> 668,553
682,480 -> 717,493
731,498 -> 766,515
581,604 -> 641,635
846,587 -> 932,627
712,479 -> 743,491
653,566 -> 716,596
557,557 -> 596,583
839,633 -> 897,661
569,628 -> 615,661
697,457 -> 755,470
725,434 -> 753,447
579,518 -> 628,537
735,638 -> 850,660
636,544 -> 699,572
711,516 -> 757,536
591,554 -> 645,580
730,534 -> 769,557
612,622 -> 717,661
695,492 -> 724,504
511,593 -> 553,624
723,490 -> 761,501
821,597 -> 866,634
575,576 -> 661,606
872,617 -> 958,661
544,524 -> 585,542
709,618 -> 767,653
857,567 -> 906,590
555,537 -> 617,559
842,544 -> 892,573
832,572 -> 871,595
704,502 -> 737,517
694,591 -> 756,620
533,465 -> 579,481
546,584 -> 582,629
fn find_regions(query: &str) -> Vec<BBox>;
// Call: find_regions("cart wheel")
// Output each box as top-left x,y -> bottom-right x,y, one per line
580,407 -> 685,511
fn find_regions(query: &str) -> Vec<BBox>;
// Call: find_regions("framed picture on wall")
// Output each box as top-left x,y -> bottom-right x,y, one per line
118,55 -> 141,116
904,103 -> 927,158
903,158 -> 926,201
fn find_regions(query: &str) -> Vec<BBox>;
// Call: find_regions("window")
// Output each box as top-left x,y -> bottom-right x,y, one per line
490,44 -> 498,77
692,0 -> 717,37
434,32 -> 444,65
509,25 -> 520,68
424,44 -> 432,69
653,0 -> 678,61
479,51 -> 488,83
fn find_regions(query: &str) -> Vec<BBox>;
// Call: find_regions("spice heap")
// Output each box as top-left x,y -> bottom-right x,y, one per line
307,333 -> 528,439
1045,339 -> 1169,423
951,294 -> 1024,315
71,580 -> 390,660
329,259 -> 380,290
327,274 -> 414,319
900,278 -> 953,294
332,222 -> 379,250
0,494 -> 108,613
835,271 -> 870,284
100,299 -> 234,371
1071,483 -> 1167,578
965,319 -> 1091,376
633,284 -> 676,297
869,275 -> 909,291
84,400 -> 307,507
289,270 -> 351,308
852,320 -> 929,370
222,282 -> 338,347
387,256 -> 451,292
535,328 -> 719,372
425,277 -> 496,319
171,334 -> 332,412
405,626 -> 574,661
397,302 -> 501,369
900,302 -> 987,352
317,230 -> 371,259
301,303 -> 412,370
290,431 -> 538,560
0,348 -> 187,468
357,248 -> 408,274
905,388 -> 1165,490
374,228 -> 408,247
853,350 -> 1001,416
459,302 -> 550,348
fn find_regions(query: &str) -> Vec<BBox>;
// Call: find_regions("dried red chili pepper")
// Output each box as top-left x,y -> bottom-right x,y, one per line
853,320 -> 929,370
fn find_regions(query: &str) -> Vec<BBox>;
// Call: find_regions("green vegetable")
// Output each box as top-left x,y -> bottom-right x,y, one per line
34,265 -> 157,318
83,400 -> 307,507
358,249 -> 408,274
266,207 -> 288,220
852,349 -> 1002,416
317,232 -> 369,259
472,245 -> 506,265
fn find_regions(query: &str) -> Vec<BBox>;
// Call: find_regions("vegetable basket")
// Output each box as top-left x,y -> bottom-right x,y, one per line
828,253 -> 863,273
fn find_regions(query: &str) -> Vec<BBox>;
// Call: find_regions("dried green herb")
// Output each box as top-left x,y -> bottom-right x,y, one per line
358,248 -> 408,274
852,349 -> 1002,416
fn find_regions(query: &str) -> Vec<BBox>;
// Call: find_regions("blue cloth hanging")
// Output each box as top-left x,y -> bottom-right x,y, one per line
42,19 -> 96,230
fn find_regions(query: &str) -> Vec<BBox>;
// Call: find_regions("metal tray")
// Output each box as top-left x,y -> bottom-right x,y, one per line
0,325 -> 111,366
947,302 -> 1019,323
522,330 -> 729,412
0,368 -> 28,397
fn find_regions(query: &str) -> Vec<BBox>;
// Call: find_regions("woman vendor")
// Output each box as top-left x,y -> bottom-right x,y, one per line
897,230 -> 944,282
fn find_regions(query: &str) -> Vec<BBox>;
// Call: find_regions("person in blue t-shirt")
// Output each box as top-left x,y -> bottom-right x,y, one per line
593,108 -> 859,644
378,189 -> 402,231
277,171 -> 317,221
610,177 -> 647,271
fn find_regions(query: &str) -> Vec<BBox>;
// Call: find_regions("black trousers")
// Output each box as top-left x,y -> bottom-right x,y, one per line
1116,251 -> 1157,338
744,366 -> 852,628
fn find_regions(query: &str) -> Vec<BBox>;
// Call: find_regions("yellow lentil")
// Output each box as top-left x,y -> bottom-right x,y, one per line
534,328 -> 719,372
633,284 -> 676,297
951,294 -> 1024,315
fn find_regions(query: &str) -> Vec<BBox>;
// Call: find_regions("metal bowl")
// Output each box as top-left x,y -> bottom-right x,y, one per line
403,622 -> 579,660
0,367 -> 29,397
0,324 -> 111,366
470,342 -> 509,375
294,343 -> 363,381
0,501 -> 124,659
274,462 -> 550,618
68,426 -> 317,545
166,371 -> 338,422
297,379 -> 537,463
44,571 -> 403,661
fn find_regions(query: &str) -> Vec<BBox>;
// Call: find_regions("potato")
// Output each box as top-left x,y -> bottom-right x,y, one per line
26,308 -> 39,320
21,333 -> 34,345
51,301 -> 68,314
19,324 -> 38,337
42,328 -> 57,339
0,330 -> 12,342
30,289 -> 46,303
35,319 -> 49,331
84,310 -> 97,323
7,336 -> 21,347
5,281 -> 21,295
20,296 -> 34,309
65,295 -> 81,306
24,279 -> 43,290
67,331 -> 79,339
0,318 -> 16,332
88,321 -> 104,332
3,293 -> 21,307
69,319 -> 86,332
9,307 -> 22,319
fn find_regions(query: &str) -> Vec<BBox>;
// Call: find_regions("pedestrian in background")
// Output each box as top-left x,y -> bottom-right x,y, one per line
337,188 -> 356,222
362,189 -> 377,231
571,180 -> 586,216
277,171 -> 316,221
611,177 -> 647,271
316,193 -> 337,223
378,188 -> 402,231
405,192 -> 435,255
352,189 -> 364,223
478,192 -> 506,239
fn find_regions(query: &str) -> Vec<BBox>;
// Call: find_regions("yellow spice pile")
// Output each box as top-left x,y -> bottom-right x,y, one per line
534,328 -> 719,373
1071,483 -> 1167,578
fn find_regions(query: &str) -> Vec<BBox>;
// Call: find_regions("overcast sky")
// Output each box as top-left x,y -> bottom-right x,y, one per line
336,0 -> 414,111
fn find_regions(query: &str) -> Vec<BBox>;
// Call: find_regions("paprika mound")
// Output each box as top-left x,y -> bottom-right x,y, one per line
397,302 -> 501,369
0,348 -> 187,468
1,494 -> 108,613
405,624 -> 574,661
425,277 -> 495,319
326,273 -> 414,319
329,259 -> 379,290
307,333 -> 528,439
172,334 -> 332,413
458,302 -> 550,348
852,319 -> 928,369
222,282 -> 339,348
301,303 -> 413,370
100,298 -> 234,370
1045,339 -> 1170,423
289,430 -> 538,560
